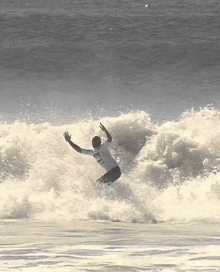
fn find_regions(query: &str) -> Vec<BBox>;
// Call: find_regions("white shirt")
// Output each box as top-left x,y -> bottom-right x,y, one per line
81,141 -> 118,171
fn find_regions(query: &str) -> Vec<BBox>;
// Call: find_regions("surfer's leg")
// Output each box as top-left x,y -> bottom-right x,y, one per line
97,166 -> 121,183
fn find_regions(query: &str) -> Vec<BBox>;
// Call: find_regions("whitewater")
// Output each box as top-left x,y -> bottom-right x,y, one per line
1,108 -> 220,223
0,109 -> 220,271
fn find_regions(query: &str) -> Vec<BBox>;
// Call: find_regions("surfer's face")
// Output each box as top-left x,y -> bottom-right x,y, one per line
92,136 -> 101,148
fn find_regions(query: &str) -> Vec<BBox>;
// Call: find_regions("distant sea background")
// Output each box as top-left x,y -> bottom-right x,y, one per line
1,0 -> 219,123
0,1 -> 220,271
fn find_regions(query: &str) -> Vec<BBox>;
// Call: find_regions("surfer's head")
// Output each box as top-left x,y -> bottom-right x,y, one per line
92,136 -> 101,148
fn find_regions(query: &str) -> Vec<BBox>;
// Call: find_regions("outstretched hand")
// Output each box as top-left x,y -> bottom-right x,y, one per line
99,123 -> 107,132
63,131 -> 71,142
100,123 -> 112,142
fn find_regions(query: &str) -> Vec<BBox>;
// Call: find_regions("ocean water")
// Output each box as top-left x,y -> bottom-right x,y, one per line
1,0 -> 220,123
0,0 -> 220,271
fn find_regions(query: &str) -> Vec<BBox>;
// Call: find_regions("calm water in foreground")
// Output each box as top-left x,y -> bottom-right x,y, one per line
0,219 -> 220,271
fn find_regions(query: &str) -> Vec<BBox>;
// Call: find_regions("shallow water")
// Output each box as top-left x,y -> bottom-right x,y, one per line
0,219 -> 220,271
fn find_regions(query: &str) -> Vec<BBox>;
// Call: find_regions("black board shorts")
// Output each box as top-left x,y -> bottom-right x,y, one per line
97,166 -> 121,184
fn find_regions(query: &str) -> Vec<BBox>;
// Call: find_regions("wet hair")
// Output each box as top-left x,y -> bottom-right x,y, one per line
92,136 -> 101,148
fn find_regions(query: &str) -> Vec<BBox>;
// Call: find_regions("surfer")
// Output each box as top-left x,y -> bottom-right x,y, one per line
63,123 -> 121,184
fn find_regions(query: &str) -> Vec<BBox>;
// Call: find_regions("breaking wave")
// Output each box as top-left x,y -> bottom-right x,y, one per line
1,108 -> 220,223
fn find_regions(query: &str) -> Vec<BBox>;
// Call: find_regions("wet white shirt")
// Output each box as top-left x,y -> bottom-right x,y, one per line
81,141 -> 118,172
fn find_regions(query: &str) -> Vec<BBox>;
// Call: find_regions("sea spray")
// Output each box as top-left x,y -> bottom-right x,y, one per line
0,109 -> 220,223
136,107 -> 220,187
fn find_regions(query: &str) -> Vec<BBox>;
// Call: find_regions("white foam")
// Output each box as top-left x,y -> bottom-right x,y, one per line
0,108 -> 220,223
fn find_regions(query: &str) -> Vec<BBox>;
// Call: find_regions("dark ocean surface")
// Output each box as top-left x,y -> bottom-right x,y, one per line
0,0 -> 219,123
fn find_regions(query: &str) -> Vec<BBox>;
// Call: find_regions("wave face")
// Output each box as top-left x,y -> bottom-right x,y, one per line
0,108 -> 220,223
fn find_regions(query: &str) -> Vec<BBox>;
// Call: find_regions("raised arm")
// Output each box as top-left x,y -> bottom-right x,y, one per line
99,123 -> 112,142
63,131 -> 82,153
